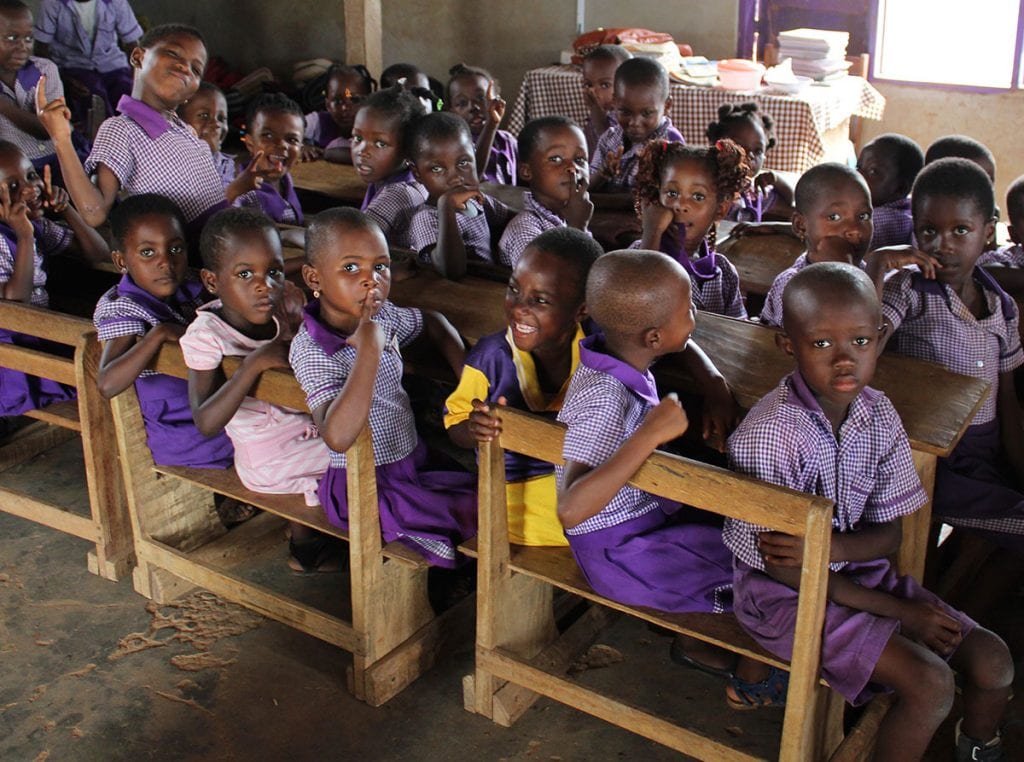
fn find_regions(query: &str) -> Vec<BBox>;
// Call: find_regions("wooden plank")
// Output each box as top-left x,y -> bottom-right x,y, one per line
717,232 -> 804,296
290,161 -> 367,205
24,399 -> 81,431
1,488 -> 97,541
0,301 -> 92,346
0,421 -> 77,472
0,343 -> 76,386
342,0 -> 382,88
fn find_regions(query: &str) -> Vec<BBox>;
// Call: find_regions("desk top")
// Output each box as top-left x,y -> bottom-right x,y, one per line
388,269 -> 986,457
290,160 -> 366,205
717,233 -> 804,297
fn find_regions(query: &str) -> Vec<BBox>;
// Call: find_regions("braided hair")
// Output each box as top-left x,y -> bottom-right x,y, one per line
705,102 -> 776,151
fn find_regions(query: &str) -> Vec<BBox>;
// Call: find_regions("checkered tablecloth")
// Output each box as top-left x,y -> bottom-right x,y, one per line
507,65 -> 886,174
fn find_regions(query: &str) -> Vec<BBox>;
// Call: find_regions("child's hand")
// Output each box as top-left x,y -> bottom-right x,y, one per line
753,171 -> 777,194
34,75 -> 72,143
253,335 -> 292,371
156,322 -> 187,341
865,245 -> 940,280
41,165 -> 70,214
601,146 -> 624,181
640,201 -> 675,240
701,378 -> 740,450
485,81 -> 506,126
0,183 -> 34,240
899,600 -> 962,656
563,166 -> 593,229
234,150 -> 276,194
467,396 -> 507,442
274,280 -> 306,339
439,185 -> 484,214
346,286 -> 384,354
300,144 -> 323,163
639,393 -> 689,447
757,531 -> 804,567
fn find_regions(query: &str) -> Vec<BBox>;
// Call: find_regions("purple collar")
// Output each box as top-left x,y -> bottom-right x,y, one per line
11,59 -> 41,93
578,333 -> 660,407
255,173 -> 303,225
116,272 -> 205,322
361,168 -> 414,211
301,299 -> 350,355
910,266 -> 1016,318
116,95 -> 176,140
660,233 -> 719,281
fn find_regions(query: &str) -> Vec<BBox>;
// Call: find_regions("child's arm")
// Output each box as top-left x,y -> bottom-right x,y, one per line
638,201 -> 674,250
420,307 -> 465,376
998,369 -> 1024,490
35,78 -> 120,226
0,183 -> 39,303
677,339 -> 740,447
862,245 -> 939,301
473,83 -> 504,178
312,298 -> 382,453
188,337 -> 291,436
558,394 -> 688,529
431,186 -> 483,281
96,323 -> 185,399
41,169 -> 109,264
755,171 -> 795,220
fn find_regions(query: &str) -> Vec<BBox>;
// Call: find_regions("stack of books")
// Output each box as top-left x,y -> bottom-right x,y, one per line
777,28 -> 852,81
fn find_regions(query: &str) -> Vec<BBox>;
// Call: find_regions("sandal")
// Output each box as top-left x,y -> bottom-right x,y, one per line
726,666 -> 789,709
669,637 -> 735,679
288,535 -> 347,575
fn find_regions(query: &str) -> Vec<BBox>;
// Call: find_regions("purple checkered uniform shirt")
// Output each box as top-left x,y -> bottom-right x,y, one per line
0,57 -> 62,161
870,197 -> 913,249
979,243 -> 1024,268
34,0 -> 141,73
362,178 -> 427,249
498,192 -> 574,268
289,299 -> 423,468
630,236 -> 746,318
408,194 -> 514,264
556,334 -> 673,535
589,116 -> 684,192
724,371 -> 927,573
759,252 -> 809,327
0,219 -> 73,307
85,96 -> 227,223
882,268 -> 1023,425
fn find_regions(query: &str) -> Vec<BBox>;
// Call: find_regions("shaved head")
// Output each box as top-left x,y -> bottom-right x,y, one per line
587,249 -> 691,336
782,262 -> 880,336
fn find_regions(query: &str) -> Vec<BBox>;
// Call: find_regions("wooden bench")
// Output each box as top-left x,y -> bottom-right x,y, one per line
108,341 -> 471,706
462,407 -> 890,760
717,231 -> 804,299
0,301 -> 131,580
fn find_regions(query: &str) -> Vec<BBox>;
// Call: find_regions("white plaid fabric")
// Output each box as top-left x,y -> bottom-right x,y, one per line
497,191 -> 569,267
289,300 -> 423,468
363,180 -> 427,249
508,66 -> 886,174
759,252 -> 809,327
882,268 -> 1023,425
724,371 -> 927,572
408,194 -> 515,264
0,219 -> 73,307
0,57 -> 62,161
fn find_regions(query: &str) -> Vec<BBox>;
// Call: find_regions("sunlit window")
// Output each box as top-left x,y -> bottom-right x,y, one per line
874,0 -> 1022,88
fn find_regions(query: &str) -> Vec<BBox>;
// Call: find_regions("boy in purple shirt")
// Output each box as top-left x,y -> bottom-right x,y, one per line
857,133 -> 923,249
34,0 -> 141,121
726,262 -> 1010,759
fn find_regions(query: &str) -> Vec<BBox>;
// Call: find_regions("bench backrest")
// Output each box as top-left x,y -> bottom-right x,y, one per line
0,301 -> 95,388
480,407 -> 835,759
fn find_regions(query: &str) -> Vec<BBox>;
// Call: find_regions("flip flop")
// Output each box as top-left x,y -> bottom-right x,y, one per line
726,666 -> 789,710
669,637 -> 735,679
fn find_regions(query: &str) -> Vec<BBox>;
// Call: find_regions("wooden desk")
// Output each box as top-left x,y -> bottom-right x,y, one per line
290,160 -> 367,205
717,233 -> 804,297
388,270 -> 987,579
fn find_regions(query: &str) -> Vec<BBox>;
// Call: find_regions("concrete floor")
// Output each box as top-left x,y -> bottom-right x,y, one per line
3,439 -> 1024,761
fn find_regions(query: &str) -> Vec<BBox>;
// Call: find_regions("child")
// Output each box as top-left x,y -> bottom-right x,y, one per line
33,0 -> 141,121
308,63 -> 375,164
497,116 -> 593,268
36,23 -> 228,244
406,112 -> 514,279
726,262 -> 1011,759
446,63 -> 516,185
981,175 -> 1024,296
180,208 -> 338,573
580,44 -> 631,159
92,193 -> 234,470
350,85 -> 427,249
0,1 -> 65,174
0,139 -> 107,416
177,81 -> 235,188
234,93 -> 305,228
589,57 -> 683,200
857,133 -> 924,248
380,62 -> 436,113
883,158 -> 1024,553
632,138 -> 750,318
289,207 -> 476,567
445,227 -> 604,546
706,102 -> 793,225
926,135 -> 999,251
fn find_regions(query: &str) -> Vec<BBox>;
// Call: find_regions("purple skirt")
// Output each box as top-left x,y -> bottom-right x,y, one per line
0,331 -> 76,417
135,374 -> 233,469
733,558 -> 977,705
934,419 -> 1024,551
317,440 -> 477,568
567,507 -> 733,614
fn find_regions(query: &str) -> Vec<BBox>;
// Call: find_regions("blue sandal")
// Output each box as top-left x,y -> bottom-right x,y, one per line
726,667 -> 789,709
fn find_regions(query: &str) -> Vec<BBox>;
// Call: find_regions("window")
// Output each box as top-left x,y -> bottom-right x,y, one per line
873,0 -> 1024,89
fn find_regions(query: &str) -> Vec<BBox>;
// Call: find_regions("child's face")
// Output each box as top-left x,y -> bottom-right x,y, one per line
653,275 -> 696,356
243,110 -> 304,180
326,72 -> 371,138
792,177 -> 873,264
410,133 -> 478,203
350,108 -> 404,184
780,296 -> 881,419
582,58 -> 619,113
0,9 -> 33,74
302,224 -> 391,334
614,83 -> 669,146
447,74 -> 490,137
202,229 -> 286,334
722,119 -> 768,176
0,150 -> 44,220
112,213 -> 188,300
131,33 -> 207,110
857,144 -> 902,206
520,125 -> 589,211
660,158 -> 730,254
180,89 -> 228,154
506,246 -> 584,355
913,194 -> 994,290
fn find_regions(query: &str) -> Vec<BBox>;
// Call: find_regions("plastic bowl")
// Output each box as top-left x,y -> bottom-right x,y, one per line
717,59 -> 765,91
764,75 -> 814,94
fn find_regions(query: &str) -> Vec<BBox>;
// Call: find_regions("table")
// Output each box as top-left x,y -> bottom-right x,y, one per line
290,160 -> 367,205
507,65 -> 886,174
389,270 -> 987,579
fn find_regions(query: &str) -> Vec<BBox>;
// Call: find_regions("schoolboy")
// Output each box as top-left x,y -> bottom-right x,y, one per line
857,133 -> 923,248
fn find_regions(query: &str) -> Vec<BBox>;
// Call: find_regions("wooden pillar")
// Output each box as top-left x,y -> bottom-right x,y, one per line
344,0 -> 383,77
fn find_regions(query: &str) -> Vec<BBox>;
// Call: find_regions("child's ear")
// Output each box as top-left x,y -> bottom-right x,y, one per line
519,161 -> 532,182
643,326 -> 661,349
129,47 -> 144,69
408,162 -> 423,184
199,268 -> 218,295
791,211 -> 807,242
110,249 -> 127,273
573,301 -> 587,324
985,216 -> 997,245
775,331 -> 794,357
301,263 -> 320,294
